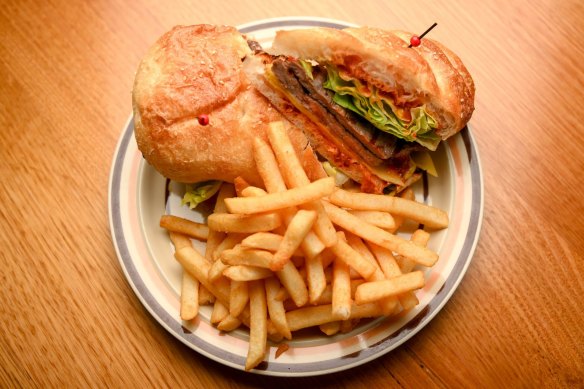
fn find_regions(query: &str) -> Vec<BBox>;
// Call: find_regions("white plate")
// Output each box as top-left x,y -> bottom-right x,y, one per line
108,17 -> 484,376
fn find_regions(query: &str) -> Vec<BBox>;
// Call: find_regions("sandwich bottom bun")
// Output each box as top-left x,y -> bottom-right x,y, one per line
132,24 -> 323,186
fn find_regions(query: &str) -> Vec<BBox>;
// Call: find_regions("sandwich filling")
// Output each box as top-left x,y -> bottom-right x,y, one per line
263,55 -> 438,194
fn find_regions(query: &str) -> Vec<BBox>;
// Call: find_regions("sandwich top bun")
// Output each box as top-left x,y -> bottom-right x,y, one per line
270,27 -> 475,140
132,25 -> 322,186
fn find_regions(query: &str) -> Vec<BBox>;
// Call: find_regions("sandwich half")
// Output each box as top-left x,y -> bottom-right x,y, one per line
244,27 -> 475,194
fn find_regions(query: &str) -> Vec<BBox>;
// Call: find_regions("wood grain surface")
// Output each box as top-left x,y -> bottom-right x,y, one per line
1,0 -> 583,387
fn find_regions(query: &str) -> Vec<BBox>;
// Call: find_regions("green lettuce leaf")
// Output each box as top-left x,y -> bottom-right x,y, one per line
181,180 -> 221,209
322,66 -> 441,150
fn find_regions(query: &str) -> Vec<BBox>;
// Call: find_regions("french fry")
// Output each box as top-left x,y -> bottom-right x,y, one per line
245,280 -> 267,371
281,207 -> 325,259
241,232 -> 294,253
275,286 -> 289,302
329,189 -> 449,230
305,251 -> 327,304
198,285 -> 215,305
214,183 -> 235,213
272,210 -> 317,271
300,201 -> 338,248
286,304 -> 333,332
354,271 -> 425,305
223,265 -> 273,281
229,280 -> 249,317
397,229 -> 431,273
241,232 -> 283,251
180,271 -> 199,321
332,257 -> 351,320
208,213 -> 282,233
313,279 -> 365,305
160,215 -> 209,240
265,277 -> 292,340
319,248 -> 336,269
205,230 -> 225,261
253,137 -> 288,193
286,302 -> 384,332
234,176 -> 251,197
346,233 -> 386,283
217,314 -> 242,332
208,257 -> 230,283
212,233 -> 248,261
398,290 -> 420,312
389,188 -> 415,232
349,210 -> 396,231
267,121 -> 311,188
205,183 -> 234,260
221,247 -> 274,268
340,319 -> 360,334
276,261 -> 308,307
330,232 -> 377,280
210,300 -> 229,324
174,246 -> 230,305
169,231 -> 194,250
319,321 -> 341,336
363,243 -> 402,315
224,177 -> 335,215
275,343 -> 290,359
322,201 -> 439,267
241,186 -> 268,198
367,243 -> 402,279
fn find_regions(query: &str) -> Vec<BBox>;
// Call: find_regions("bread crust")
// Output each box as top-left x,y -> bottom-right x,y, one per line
270,27 -> 474,139
132,25 -> 322,185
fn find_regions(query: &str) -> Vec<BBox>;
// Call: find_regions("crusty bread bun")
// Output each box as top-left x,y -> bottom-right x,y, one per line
270,27 -> 475,139
132,25 -> 323,186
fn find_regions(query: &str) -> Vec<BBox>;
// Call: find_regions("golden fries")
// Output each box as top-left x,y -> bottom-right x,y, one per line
229,280 -> 249,317
246,280 -> 267,370
265,277 -> 292,340
276,262 -> 309,307
163,121 -> 449,371
332,257 -> 351,320
223,265 -> 274,281
349,210 -> 396,230
180,272 -> 199,321
329,188 -> 449,229
220,247 -> 274,268
322,201 -> 439,267
272,210 -> 317,271
354,271 -> 425,305
224,177 -> 335,215
208,212 -> 282,233
305,251 -> 327,304
160,215 -> 209,240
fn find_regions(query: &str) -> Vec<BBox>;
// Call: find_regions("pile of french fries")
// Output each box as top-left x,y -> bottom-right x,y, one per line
160,122 -> 449,370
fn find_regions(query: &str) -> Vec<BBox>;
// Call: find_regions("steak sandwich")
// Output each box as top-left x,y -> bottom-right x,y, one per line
133,24 -> 474,197
244,27 -> 475,194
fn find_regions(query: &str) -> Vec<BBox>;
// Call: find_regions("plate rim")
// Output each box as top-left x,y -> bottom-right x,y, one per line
108,16 -> 484,377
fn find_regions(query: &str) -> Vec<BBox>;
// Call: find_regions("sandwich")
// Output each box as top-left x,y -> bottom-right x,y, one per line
132,24 -> 324,201
244,27 -> 475,194
133,24 -> 475,199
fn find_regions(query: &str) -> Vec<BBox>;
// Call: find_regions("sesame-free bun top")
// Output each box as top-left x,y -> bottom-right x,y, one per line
270,27 -> 475,140
132,25 -> 320,185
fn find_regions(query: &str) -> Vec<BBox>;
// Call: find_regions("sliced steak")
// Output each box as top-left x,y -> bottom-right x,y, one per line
271,58 -> 386,167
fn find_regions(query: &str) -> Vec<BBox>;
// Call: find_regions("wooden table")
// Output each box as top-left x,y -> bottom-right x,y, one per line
1,0 -> 583,387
